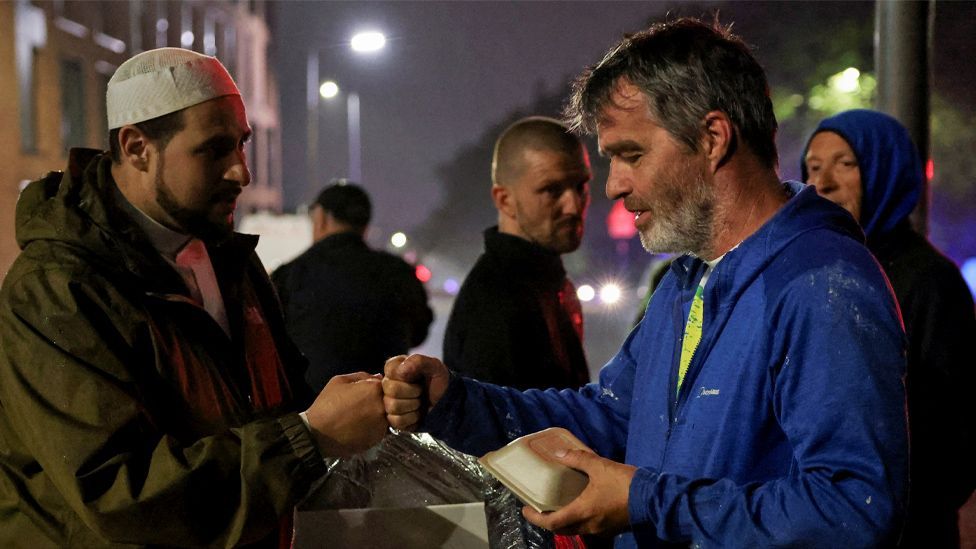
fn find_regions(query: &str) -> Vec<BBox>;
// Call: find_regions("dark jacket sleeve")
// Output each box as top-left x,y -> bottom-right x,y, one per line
0,267 -> 327,547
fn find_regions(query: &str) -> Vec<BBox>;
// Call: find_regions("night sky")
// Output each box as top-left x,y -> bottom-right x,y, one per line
273,1 -> 668,227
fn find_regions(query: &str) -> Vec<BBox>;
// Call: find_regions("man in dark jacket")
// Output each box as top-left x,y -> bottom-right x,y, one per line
803,109 -> 976,548
273,181 -> 433,392
443,116 -> 592,390
0,47 -> 388,547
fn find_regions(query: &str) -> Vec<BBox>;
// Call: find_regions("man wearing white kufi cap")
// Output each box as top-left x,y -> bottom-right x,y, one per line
0,48 -> 389,547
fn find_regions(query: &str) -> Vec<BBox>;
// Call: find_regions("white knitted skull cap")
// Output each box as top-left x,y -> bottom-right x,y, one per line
106,47 -> 241,130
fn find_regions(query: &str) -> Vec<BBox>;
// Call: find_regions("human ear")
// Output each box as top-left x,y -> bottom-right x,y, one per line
701,111 -> 735,171
491,184 -> 516,218
117,126 -> 152,172
311,207 -> 328,233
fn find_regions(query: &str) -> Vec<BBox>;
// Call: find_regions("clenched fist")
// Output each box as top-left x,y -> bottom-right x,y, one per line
304,372 -> 388,458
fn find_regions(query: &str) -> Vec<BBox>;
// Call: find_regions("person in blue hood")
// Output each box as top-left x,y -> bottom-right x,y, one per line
383,19 -> 909,548
804,109 -> 976,548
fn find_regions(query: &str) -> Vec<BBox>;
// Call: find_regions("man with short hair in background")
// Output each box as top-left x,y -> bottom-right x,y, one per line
443,116 -> 592,390
0,48 -> 388,546
273,180 -> 433,392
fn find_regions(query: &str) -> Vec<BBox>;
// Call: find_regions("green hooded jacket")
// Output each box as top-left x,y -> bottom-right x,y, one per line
0,150 -> 327,547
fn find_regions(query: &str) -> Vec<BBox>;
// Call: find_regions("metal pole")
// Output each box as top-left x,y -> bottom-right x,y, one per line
306,50 -> 319,196
347,92 -> 361,183
875,0 -> 933,234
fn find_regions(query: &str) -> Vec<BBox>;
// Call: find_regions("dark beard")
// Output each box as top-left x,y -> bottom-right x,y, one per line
154,157 -> 233,244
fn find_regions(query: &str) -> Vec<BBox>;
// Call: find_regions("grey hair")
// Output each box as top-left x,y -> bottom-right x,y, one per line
564,17 -> 778,168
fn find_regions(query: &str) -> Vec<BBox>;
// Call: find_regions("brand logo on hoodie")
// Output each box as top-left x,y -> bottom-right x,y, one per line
697,387 -> 720,397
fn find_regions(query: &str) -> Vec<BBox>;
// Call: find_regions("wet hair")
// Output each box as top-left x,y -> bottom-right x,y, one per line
314,180 -> 372,231
492,116 -> 586,186
108,109 -> 186,163
565,17 -> 778,168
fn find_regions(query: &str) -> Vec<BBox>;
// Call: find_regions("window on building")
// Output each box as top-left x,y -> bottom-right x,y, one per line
60,58 -> 87,152
98,1 -> 129,43
95,73 -> 111,149
19,48 -> 41,154
16,0 -> 46,155
62,0 -> 89,26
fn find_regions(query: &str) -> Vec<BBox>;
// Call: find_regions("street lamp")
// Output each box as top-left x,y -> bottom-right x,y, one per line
316,80 -> 362,183
351,31 -> 386,53
319,80 -> 339,99
306,31 -> 386,191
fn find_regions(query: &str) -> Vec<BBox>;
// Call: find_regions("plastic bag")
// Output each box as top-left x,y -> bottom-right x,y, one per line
298,430 -> 551,548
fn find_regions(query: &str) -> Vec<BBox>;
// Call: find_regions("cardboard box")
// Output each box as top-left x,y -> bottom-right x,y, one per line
294,502 -> 489,549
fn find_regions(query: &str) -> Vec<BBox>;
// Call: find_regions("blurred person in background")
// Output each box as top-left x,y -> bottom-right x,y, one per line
803,108 -> 976,548
273,181 -> 433,392
443,116 -> 592,390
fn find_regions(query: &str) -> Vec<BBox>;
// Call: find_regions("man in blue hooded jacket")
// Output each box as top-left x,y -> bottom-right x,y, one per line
804,109 -> 976,548
384,19 -> 908,548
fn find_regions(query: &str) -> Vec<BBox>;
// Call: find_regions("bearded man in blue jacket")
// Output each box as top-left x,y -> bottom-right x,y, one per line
384,18 -> 908,548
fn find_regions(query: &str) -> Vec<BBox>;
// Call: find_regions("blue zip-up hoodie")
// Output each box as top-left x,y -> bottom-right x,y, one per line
425,182 -> 908,548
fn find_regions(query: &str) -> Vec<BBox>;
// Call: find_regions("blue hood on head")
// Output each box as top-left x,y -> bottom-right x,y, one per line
801,109 -> 923,239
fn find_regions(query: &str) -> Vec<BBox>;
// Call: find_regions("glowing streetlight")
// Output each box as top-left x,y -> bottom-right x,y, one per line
390,232 -> 407,248
831,67 -> 861,93
308,29 -> 387,187
599,283 -> 622,305
319,80 -> 339,99
576,284 -> 595,303
351,31 -> 386,53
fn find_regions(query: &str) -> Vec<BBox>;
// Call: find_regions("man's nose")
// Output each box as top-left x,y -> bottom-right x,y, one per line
561,188 -> 585,216
605,162 -> 629,200
809,169 -> 833,195
226,154 -> 251,187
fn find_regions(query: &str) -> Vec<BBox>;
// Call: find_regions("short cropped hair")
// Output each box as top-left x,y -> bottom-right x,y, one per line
108,109 -> 186,164
565,17 -> 778,168
314,180 -> 372,231
492,116 -> 585,186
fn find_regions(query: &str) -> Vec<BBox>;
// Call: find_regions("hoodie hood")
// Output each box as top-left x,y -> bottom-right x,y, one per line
12,149 -> 262,295
801,109 -> 923,240
15,149 -> 170,283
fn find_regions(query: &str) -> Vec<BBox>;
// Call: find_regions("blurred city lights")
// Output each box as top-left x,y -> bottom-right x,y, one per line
180,31 -> 194,48
830,67 -> 861,93
415,264 -> 432,283
443,278 -> 460,295
319,80 -> 339,99
576,284 -> 595,302
390,232 -> 407,248
351,31 -> 386,53
599,283 -> 622,305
